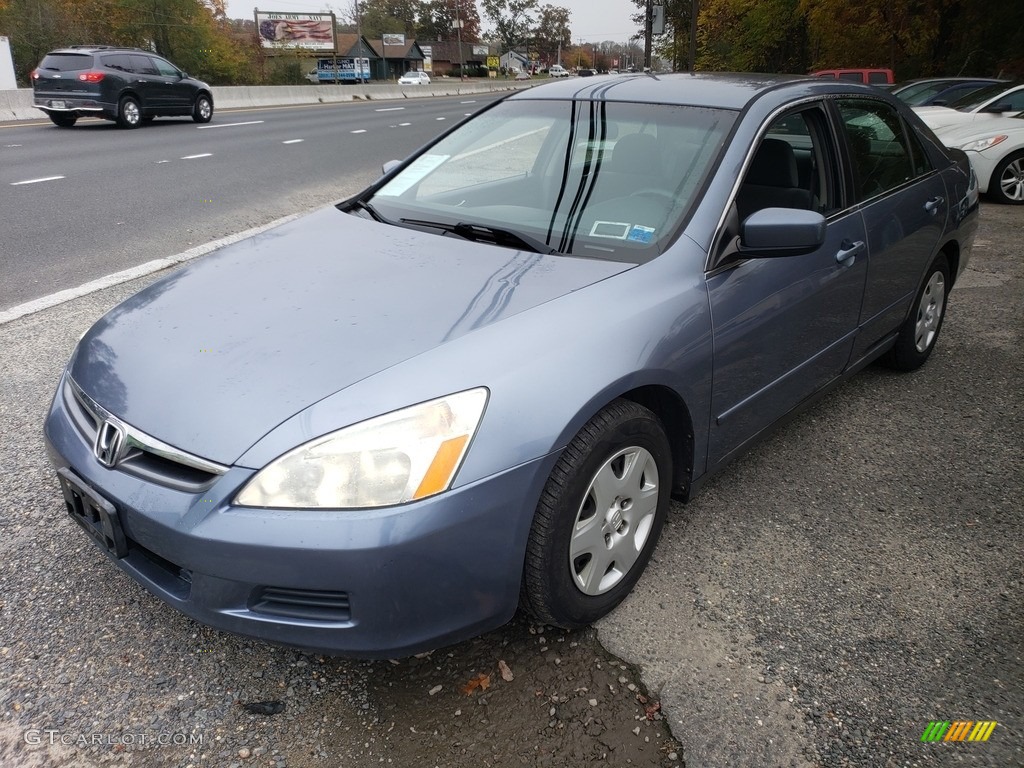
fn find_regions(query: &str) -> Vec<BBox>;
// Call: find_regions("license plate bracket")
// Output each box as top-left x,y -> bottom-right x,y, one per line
57,468 -> 128,558
50,100 -> 66,109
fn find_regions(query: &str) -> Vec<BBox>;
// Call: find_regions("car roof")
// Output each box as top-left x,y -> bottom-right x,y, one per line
508,71 -> 880,110
46,46 -> 155,55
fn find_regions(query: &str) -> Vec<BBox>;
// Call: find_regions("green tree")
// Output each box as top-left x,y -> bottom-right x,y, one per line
533,4 -> 570,62
359,0 -> 422,40
482,0 -> 537,51
419,0 -> 481,42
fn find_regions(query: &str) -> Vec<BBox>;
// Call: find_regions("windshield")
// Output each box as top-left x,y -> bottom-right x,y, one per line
365,99 -> 734,262
948,83 -> 1019,111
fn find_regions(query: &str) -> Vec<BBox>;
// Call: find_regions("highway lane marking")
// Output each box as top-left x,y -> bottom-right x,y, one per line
156,160 -> 170,164
375,107 -> 405,112
460,101 -> 477,104
399,122 -> 411,126
4,144 -> 22,147
282,139 -> 304,144
197,120 -> 265,129
10,175 -> 65,186
436,117 -> 446,120
181,153 -> 212,160
351,129 -> 367,134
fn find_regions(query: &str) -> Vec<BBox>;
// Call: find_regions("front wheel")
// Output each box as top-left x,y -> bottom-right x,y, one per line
48,113 -> 77,128
989,150 -> 1024,205
116,96 -> 141,129
192,94 -> 213,123
520,399 -> 672,628
884,253 -> 950,371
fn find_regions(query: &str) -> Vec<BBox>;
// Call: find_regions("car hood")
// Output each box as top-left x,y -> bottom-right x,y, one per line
69,206 -> 633,465
914,106 -> 990,130
933,116 -> 1024,144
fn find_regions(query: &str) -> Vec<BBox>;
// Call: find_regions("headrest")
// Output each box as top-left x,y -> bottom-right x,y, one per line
745,138 -> 799,187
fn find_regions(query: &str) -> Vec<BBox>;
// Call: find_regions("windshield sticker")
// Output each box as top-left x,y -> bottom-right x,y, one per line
627,225 -> 656,244
589,221 -> 632,239
376,154 -> 449,197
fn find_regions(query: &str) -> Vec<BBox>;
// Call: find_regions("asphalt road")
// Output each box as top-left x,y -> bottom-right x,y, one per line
0,93 -> 506,312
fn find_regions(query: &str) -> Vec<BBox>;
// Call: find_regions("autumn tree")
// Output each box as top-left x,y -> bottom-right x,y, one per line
358,0 -> 422,40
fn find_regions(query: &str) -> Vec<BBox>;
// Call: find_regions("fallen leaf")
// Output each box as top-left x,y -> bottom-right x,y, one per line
461,673 -> 492,695
645,701 -> 662,720
498,660 -> 514,682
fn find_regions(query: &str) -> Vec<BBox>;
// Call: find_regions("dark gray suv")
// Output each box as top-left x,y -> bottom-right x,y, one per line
31,46 -> 213,129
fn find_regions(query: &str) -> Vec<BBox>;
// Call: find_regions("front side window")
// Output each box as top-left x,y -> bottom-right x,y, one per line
152,58 -> 180,78
365,100 -> 735,261
838,100 -> 919,200
129,55 -> 159,76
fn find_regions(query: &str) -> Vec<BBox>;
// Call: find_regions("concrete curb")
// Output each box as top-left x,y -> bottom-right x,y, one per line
3,81 -> 531,121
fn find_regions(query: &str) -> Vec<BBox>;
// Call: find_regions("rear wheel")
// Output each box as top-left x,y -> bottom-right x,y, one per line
989,150 -> 1024,205
520,400 -> 672,628
883,253 -> 949,371
192,93 -> 213,123
48,113 -> 77,128
116,96 -> 141,129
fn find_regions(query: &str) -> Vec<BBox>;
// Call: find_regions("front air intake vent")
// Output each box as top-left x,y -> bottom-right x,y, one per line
249,587 -> 352,622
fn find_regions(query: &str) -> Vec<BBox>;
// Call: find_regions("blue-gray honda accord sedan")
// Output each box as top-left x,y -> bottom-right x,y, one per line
44,73 -> 979,657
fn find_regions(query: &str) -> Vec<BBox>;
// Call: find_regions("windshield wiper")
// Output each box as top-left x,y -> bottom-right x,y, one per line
400,218 -> 558,255
346,199 -> 392,223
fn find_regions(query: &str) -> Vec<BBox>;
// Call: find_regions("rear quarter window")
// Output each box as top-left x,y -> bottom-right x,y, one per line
101,54 -> 133,72
39,54 -> 94,72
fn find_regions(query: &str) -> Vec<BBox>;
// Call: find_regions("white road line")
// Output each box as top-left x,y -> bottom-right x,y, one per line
436,117 -> 446,121
5,144 -> 23,147
10,175 -> 65,186
351,129 -> 367,134
0,211 -> 305,327
399,122 -> 411,126
282,139 -> 304,144
460,101 -> 476,104
181,153 -> 212,160
375,107 -> 405,112
156,160 -> 170,164
197,120 -> 265,129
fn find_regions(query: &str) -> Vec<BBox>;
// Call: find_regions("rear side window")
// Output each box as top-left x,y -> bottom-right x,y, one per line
838,72 -> 863,82
129,55 -> 159,76
868,71 -> 890,84
838,100 -> 921,200
101,54 -> 133,72
39,54 -> 93,72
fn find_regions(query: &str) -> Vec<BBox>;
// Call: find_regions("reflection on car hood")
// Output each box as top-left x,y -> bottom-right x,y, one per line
70,207 -> 632,465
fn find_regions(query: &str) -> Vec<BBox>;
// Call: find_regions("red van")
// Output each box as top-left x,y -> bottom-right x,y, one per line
811,68 -> 895,86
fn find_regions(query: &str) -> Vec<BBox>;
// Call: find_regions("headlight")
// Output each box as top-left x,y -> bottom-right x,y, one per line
955,135 -> 1007,153
235,388 -> 488,509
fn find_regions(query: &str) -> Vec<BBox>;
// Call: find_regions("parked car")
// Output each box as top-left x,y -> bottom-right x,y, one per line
305,69 -> 320,84
934,111 -> 1024,204
44,73 -> 978,658
514,70 -> 531,81
31,46 -> 213,128
811,68 -> 894,86
548,64 -> 569,77
914,81 -> 1024,130
397,70 -> 430,86
892,77 -> 1006,107
578,68 -> 597,77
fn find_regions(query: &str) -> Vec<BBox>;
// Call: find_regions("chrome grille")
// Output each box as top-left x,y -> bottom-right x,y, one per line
63,375 -> 229,493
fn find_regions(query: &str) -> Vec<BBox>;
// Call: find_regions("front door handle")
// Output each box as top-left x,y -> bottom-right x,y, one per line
924,196 -> 945,214
835,240 -> 865,265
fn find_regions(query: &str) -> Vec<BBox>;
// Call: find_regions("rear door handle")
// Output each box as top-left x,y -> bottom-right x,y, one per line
924,196 -> 944,214
835,240 -> 865,265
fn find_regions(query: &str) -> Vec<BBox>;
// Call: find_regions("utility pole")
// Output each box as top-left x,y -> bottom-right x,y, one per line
455,2 -> 466,80
689,0 -> 699,73
644,0 -> 652,70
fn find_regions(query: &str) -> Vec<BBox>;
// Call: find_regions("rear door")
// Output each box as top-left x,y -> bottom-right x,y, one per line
833,98 -> 947,360
128,54 -> 161,110
33,52 -> 93,102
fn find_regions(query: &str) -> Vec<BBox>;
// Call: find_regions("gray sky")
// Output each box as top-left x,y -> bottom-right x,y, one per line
225,1 -> 640,43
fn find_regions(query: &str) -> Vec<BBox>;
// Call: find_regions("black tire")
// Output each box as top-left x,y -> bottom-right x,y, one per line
192,93 -> 213,124
116,96 -> 142,129
520,399 -> 672,628
884,253 -> 950,371
48,113 -> 77,128
988,150 -> 1024,205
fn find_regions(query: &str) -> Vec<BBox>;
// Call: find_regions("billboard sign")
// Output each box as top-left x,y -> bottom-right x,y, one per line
472,45 -> 489,57
382,34 -> 406,47
315,58 -> 371,82
256,12 -> 336,51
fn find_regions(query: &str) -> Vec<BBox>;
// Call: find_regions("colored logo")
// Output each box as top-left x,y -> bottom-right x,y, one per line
920,721 -> 997,742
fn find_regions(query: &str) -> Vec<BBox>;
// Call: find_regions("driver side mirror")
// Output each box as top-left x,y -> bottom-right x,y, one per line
738,208 -> 827,257
982,102 -> 1012,113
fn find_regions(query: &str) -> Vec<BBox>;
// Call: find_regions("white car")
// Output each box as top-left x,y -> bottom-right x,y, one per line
548,65 -> 569,78
398,71 -> 430,86
914,82 -> 1024,131
305,69 -> 320,84
934,112 -> 1024,204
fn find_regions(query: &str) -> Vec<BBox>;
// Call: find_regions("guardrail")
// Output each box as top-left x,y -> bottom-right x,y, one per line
1,80 -> 531,122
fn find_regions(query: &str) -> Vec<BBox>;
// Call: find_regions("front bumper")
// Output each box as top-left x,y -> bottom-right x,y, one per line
44,381 -> 554,658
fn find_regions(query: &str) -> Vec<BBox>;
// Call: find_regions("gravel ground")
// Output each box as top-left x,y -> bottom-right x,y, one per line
1,203 -> 1020,768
